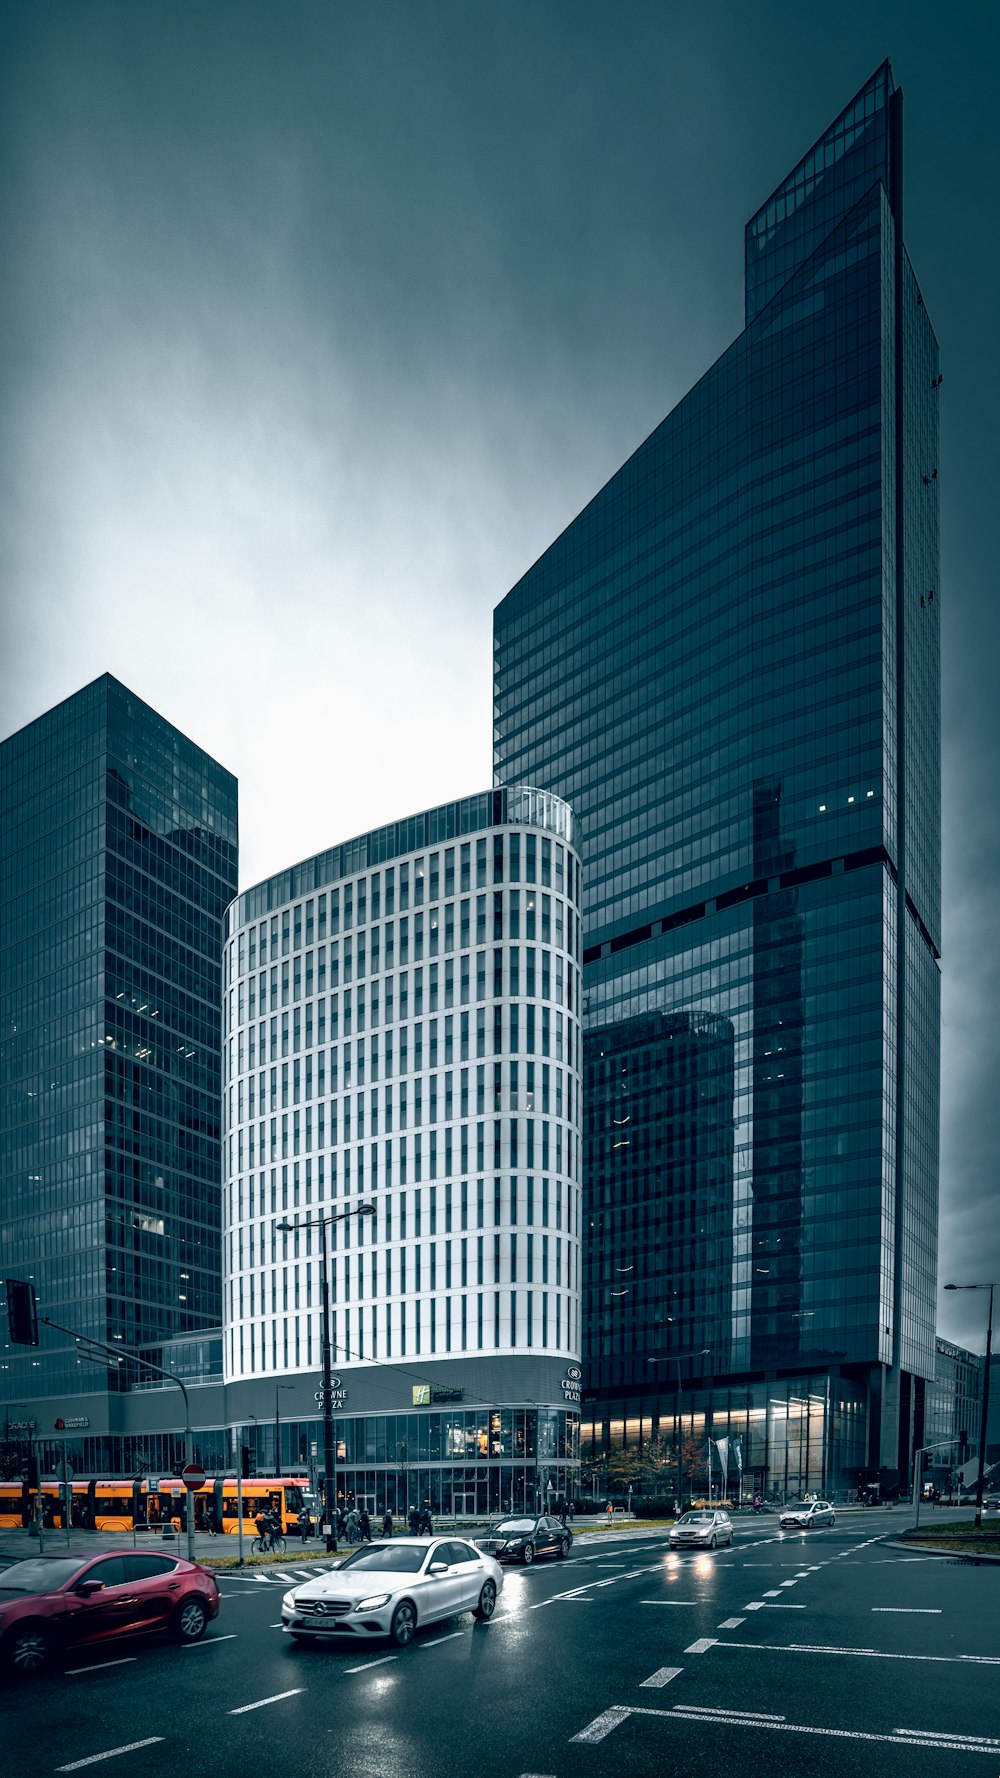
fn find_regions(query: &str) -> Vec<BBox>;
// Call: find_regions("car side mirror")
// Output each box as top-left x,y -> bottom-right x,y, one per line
75,1579 -> 104,1596
428,1562 -> 448,1576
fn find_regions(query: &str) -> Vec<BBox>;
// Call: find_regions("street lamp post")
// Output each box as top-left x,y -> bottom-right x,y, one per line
274,1384 -> 293,1478
649,1347 -> 710,1517
278,1203 -> 376,1552
944,1282 -> 995,1529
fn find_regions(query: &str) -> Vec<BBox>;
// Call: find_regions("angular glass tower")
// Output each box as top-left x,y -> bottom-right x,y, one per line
1,676 -> 238,1432
494,64 -> 940,1494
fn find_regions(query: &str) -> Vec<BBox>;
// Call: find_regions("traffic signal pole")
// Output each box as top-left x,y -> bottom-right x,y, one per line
35,1312 -> 196,1562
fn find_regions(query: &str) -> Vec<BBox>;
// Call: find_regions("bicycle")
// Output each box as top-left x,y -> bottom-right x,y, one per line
251,1531 -> 286,1556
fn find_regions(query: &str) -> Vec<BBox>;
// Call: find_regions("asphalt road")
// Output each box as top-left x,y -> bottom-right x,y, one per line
3,1516 -> 998,1777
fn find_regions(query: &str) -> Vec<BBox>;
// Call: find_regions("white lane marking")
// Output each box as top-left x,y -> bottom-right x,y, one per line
684,1638 -> 718,1654
718,1617 -> 746,1629
760,1603 -> 806,1610
421,1631 -> 464,1648
894,1729 -> 1000,1746
228,1687 -> 304,1713
778,1581 -> 798,1588
272,1572 -> 299,1583
639,1599 -> 698,1606
56,1740 -> 165,1771
570,1707 -> 632,1744
292,1569 -> 316,1578
640,1667 -> 682,1688
184,1633 -> 238,1647
743,1601 -> 764,1611
671,1706 -> 786,1720
872,1607 -> 941,1613
65,1658 -> 137,1676
709,1639 -> 1000,1666
664,1707 -> 1000,1754
794,1572 -> 811,1577
252,1572 -> 272,1582
344,1654 -> 398,1673
763,1589 -> 782,1597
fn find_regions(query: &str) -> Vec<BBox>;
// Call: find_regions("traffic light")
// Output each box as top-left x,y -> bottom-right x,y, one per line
25,1452 -> 39,1489
241,1445 -> 251,1479
5,1278 -> 39,1346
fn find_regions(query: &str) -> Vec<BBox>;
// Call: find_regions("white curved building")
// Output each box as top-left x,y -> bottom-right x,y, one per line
222,787 -> 582,1514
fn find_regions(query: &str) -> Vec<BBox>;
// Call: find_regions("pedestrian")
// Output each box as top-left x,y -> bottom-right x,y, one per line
605,1500 -> 614,1524
346,1506 -> 360,1543
381,1508 -> 393,1538
567,1502 -> 574,1524
336,1507 -> 347,1541
419,1503 -> 433,1535
559,1501 -> 568,1527
358,1507 -> 372,1543
408,1505 -> 420,1536
297,1506 -> 310,1545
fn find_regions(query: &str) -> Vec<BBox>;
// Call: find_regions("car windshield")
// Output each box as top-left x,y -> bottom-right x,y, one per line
494,1519 -> 536,1534
787,1501 -> 814,1511
336,1545 -> 428,1573
677,1513 -> 713,1524
0,1557 -> 91,1593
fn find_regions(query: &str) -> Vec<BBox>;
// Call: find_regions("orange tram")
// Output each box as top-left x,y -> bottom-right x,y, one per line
0,1476 -> 308,1536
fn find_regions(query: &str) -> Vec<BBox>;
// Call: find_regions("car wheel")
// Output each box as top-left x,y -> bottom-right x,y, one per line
7,1624 -> 52,1677
829,1514 -> 836,1526
559,1537 -> 570,1559
176,1598 -> 208,1642
474,1581 -> 497,1621
390,1602 -> 416,1647
709,1534 -> 717,1550
522,1543 -> 535,1566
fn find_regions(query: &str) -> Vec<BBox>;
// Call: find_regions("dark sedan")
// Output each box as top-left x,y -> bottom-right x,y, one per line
475,1515 -> 572,1564
0,1550 -> 221,1677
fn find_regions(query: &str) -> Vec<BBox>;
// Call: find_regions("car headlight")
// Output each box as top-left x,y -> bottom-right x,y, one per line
354,1592 -> 392,1612
281,1591 -> 297,1611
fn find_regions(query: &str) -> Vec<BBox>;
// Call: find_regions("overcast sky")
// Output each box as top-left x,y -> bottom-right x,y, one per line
1,1 -> 997,1353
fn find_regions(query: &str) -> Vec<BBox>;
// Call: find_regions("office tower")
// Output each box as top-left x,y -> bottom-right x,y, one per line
223,786 -> 583,1514
1,675 -> 238,1459
494,62 -> 940,1497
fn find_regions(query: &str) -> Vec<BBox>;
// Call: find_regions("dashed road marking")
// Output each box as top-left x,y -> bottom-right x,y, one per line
640,1667 -> 682,1688
684,1638 -> 718,1654
65,1658 -> 137,1676
56,1740 -> 165,1771
570,1707 -> 632,1744
873,1606 -> 941,1613
184,1633 -> 238,1647
228,1688 -> 305,1713
639,1599 -> 698,1606
344,1654 -> 398,1673
717,1617 -> 745,1629
421,1631 -> 464,1648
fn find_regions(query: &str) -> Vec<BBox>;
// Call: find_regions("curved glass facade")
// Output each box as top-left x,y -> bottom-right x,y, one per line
223,789 -> 583,1505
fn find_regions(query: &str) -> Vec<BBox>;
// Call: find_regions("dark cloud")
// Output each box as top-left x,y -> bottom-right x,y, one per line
1,0 -> 996,1348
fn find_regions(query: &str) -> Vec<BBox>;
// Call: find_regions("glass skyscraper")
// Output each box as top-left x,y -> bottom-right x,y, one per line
1,676 -> 238,1446
494,63 -> 940,1497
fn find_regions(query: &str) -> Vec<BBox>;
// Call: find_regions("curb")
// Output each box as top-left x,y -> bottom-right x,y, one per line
883,1537 -> 1000,1564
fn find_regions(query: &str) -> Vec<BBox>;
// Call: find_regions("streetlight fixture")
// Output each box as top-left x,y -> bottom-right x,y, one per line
944,1281 -> 995,1528
649,1347 -> 711,1517
277,1203 -> 376,1551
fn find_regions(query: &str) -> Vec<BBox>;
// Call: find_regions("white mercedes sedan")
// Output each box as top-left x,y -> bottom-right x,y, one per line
281,1536 -> 503,1648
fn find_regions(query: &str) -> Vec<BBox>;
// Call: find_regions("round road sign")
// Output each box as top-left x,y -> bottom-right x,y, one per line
181,1462 -> 206,1491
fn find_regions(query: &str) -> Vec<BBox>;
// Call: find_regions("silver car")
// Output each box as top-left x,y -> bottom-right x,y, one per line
668,1509 -> 734,1550
280,1536 -> 503,1648
780,1499 -> 836,1529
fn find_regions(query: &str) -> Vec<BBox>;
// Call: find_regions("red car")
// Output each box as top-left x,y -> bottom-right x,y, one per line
0,1550 -> 221,1677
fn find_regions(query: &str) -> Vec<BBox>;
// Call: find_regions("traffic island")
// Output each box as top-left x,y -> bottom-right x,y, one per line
893,1520 -> 1000,1560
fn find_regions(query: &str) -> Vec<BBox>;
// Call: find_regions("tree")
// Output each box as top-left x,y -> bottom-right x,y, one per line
604,1431 -> 704,1496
